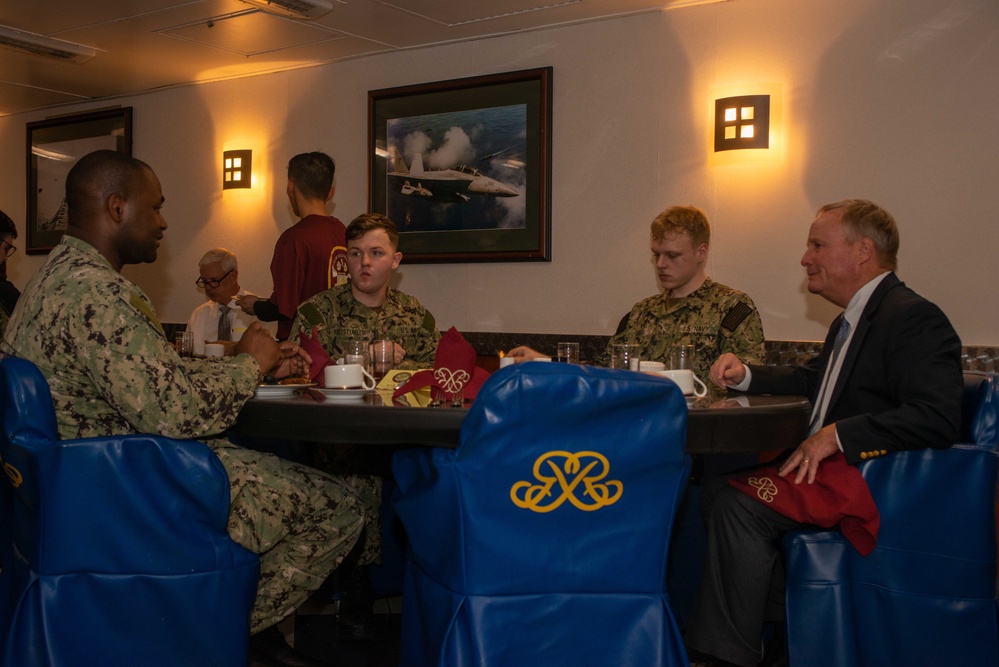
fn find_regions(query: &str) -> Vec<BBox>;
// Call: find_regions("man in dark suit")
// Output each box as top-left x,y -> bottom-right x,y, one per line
685,199 -> 963,667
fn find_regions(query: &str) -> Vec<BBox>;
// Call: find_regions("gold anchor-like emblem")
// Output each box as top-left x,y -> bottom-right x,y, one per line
511,450 -> 623,513
748,476 -> 778,503
0,453 -> 22,488
434,367 -> 470,393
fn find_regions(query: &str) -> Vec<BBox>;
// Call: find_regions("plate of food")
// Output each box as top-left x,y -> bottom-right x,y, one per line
255,377 -> 315,399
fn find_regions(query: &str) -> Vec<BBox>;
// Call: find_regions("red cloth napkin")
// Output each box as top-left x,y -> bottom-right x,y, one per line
392,327 -> 490,402
298,326 -> 334,387
727,452 -> 880,556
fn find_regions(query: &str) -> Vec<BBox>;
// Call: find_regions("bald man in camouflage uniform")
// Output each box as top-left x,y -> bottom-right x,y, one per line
511,206 -> 764,379
1,150 -> 365,644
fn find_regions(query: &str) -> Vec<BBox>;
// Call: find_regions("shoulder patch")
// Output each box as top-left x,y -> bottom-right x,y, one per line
721,301 -> 753,332
298,302 -> 326,329
128,291 -> 164,335
421,310 -> 436,333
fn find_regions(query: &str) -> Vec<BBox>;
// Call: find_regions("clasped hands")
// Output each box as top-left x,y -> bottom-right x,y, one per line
233,322 -> 312,379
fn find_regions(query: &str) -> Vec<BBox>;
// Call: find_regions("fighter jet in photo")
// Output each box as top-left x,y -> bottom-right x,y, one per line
388,150 -> 519,203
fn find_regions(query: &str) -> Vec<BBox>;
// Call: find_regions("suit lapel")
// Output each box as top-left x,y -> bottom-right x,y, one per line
826,273 -> 900,416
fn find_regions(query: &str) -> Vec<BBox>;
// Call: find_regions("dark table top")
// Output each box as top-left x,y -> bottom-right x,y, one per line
234,387 -> 810,454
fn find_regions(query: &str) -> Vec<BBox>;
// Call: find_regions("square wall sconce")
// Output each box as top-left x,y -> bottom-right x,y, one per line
714,95 -> 770,152
223,149 -> 252,190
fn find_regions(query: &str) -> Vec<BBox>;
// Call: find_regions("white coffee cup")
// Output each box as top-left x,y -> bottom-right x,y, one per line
639,361 -> 666,372
204,343 -> 225,358
324,363 -> 376,390
658,369 -> 708,397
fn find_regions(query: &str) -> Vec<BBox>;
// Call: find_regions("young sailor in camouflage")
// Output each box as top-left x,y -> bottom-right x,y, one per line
510,206 -> 765,377
290,213 -> 441,368
601,277 -> 764,380
1,150 -> 365,635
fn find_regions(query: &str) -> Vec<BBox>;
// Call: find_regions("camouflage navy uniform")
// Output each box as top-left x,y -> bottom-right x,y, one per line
289,283 -> 442,564
599,278 -> 765,380
1,236 -> 366,633
290,283 -> 441,369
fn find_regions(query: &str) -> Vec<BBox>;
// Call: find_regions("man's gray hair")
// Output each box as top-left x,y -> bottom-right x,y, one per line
198,248 -> 237,272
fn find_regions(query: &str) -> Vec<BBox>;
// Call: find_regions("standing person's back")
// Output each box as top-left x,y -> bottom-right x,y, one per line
238,151 -> 348,339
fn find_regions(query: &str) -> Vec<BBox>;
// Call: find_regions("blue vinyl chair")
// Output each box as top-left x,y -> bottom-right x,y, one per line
392,362 -> 692,666
0,354 -> 260,666
783,371 -> 999,667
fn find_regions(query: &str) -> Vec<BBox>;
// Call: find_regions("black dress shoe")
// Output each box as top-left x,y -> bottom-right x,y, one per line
248,625 -> 333,667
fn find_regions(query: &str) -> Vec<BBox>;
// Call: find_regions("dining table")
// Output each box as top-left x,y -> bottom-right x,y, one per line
234,384 -> 811,454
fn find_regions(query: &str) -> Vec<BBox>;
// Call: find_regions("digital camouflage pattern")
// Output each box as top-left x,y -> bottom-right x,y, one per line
290,283 -> 441,369
599,278 -> 765,380
2,236 -> 367,633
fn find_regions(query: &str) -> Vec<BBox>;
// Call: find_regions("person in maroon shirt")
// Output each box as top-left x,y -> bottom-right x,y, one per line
237,152 -> 349,339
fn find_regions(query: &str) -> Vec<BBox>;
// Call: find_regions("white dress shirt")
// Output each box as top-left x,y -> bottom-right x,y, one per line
186,289 -> 277,356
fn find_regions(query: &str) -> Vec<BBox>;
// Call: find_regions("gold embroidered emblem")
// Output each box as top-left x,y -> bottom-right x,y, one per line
511,450 -> 622,513
748,476 -> 777,503
1,454 -> 22,488
434,367 -> 470,393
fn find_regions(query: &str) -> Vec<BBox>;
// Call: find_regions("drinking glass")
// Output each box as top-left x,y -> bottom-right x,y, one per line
556,341 -> 580,364
670,344 -> 696,371
371,339 -> 395,381
175,331 -> 194,358
610,343 -> 641,371
342,338 -> 370,371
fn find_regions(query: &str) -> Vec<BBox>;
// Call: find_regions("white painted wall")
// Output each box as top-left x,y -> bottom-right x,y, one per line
1,0 -> 996,345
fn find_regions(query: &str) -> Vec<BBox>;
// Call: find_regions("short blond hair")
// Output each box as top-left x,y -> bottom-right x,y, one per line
650,206 -> 710,247
817,199 -> 899,270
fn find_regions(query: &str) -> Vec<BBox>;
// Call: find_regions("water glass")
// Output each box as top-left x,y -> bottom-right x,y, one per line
371,339 -> 395,381
175,331 -> 194,358
556,341 -> 580,364
342,338 -> 370,371
610,343 -> 641,371
670,344 -> 696,370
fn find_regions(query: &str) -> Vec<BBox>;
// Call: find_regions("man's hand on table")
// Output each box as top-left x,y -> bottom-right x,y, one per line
709,353 -> 747,388
506,345 -> 544,361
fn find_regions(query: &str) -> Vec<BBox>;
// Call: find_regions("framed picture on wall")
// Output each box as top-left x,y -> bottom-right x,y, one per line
369,68 -> 552,263
25,107 -> 133,254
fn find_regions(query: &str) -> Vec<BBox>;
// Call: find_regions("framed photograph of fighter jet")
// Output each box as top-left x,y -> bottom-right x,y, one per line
26,107 -> 133,254
369,67 -> 552,263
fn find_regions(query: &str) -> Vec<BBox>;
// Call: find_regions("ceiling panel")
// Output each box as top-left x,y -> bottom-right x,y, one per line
0,0 -> 734,117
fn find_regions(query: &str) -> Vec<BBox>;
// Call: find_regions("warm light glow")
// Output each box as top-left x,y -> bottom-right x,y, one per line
725,107 -> 737,122
741,125 -> 754,139
741,107 -> 754,120
222,149 -> 252,190
710,83 -> 783,166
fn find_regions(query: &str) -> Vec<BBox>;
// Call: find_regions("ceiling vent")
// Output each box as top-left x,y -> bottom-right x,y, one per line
239,0 -> 334,20
0,24 -> 96,63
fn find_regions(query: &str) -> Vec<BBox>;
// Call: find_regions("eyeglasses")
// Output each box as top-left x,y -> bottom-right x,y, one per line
195,268 -> 234,289
1,240 -> 16,258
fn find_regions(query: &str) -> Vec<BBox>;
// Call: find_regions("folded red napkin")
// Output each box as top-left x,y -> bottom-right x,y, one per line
298,326 -> 334,387
727,452 -> 880,555
392,327 -> 490,403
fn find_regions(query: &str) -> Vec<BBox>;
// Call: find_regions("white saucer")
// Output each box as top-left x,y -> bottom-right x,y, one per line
255,383 -> 315,399
320,387 -> 373,401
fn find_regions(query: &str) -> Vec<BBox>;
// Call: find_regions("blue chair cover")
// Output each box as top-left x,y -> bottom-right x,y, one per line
0,354 -> 260,666
783,371 -> 999,667
392,362 -> 692,666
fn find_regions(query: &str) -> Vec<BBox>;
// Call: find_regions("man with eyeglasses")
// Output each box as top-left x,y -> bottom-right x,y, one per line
186,248 -> 276,356
0,210 -> 20,338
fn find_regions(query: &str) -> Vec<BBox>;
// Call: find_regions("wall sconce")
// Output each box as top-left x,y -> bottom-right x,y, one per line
223,149 -> 252,190
714,95 -> 770,152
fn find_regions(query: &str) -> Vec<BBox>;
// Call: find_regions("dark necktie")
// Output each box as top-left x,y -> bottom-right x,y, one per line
808,317 -> 851,435
218,305 -> 232,342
